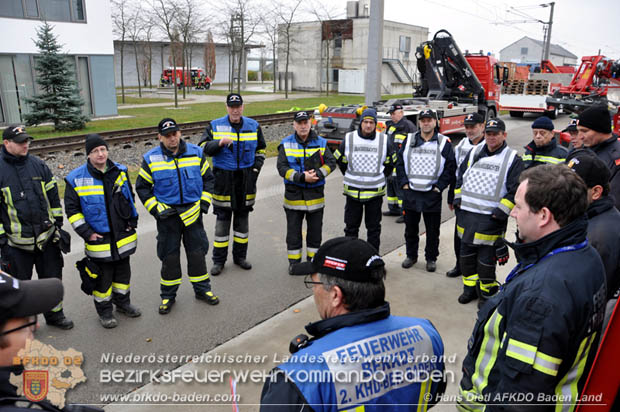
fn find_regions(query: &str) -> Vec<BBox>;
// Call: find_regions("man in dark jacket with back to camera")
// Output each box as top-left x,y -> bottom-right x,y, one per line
260,237 -> 446,411
522,116 -> 567,169
578,105 -> 620,210
0,126 -> 73,330
136,118 -> 219,314
277,111 -> 336,272
458,164 -> 606,411
199,93 -> 267,276
64,135 -> 141,328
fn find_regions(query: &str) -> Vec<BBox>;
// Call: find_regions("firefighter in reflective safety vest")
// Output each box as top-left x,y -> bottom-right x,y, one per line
453,118 -> 522,306
0,125 -> 73,330
458,164 -> 606,411
397,109 -> 456,273
136,118 -> 219,315
383,102 -> 416,222
276,112 -> 337,273
65,135 -> 141,328
333,108 -> 395,252
446,112 -> 485,279
199,93 -> 267,276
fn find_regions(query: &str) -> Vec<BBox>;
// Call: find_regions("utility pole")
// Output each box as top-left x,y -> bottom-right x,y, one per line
365,0 -> 384,105
542,2 -> 555,61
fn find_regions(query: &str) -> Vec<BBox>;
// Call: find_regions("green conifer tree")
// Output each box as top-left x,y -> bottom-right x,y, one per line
24,22 -> 90,131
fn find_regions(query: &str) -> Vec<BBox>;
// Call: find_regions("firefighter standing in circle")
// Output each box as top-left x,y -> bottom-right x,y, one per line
446,112 -> 485,279
64,135 -> 141,329
397,109 -> 456,272
522,116 -> 567,169
260,237 -> 446,411
0,126 -> 73,330
382,102 -> 416,223
333,108 -> 395,252
276,111 -> 337,272
199,93 -> 267,275
136,118 -> 219,314
458,164 -> 606,411
452,118 -> 523,306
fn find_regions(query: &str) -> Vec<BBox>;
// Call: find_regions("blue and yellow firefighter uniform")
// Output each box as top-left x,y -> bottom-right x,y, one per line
384,116 -> 416,215
135,139 -> 218,312
396,130 -> 456,267
453,141 -> 522,304
0,136 -> 71,329
458,217 -> 606,411
276,130 -> 336,265
260,303 -> 446,411
65,159 -> 139,321
333,110 -> 395,251
200,115 -> 266,270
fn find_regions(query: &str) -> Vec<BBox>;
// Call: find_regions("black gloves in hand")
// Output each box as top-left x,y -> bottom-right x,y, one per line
496,242 -> 509,265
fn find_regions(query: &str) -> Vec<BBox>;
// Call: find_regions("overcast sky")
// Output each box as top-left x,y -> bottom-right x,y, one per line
327,0 -> 620,58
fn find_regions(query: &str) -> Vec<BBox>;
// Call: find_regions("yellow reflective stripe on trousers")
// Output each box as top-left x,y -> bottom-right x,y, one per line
93,287 -> 112,302
160,278 -> 182,286
189,273 -> 209,283
112,282 -> 130,294
117,233 -> 137,255
554,333 -> 596,412
473,232 -> 502,246
479,280 -> 499,293
472,309 -> 503,393
505,338 -> 562,376
463,273 -> 479,287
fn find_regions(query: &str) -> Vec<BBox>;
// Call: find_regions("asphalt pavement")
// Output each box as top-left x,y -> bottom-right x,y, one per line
30,114 -> 571,408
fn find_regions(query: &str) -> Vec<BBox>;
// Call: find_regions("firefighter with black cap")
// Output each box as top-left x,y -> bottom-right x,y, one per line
577,105 -> 620,210
64,134 -> 141,328
260,236 -> 446,411
563,118 -> 583,154
452,118 -> 523,306
383,102 -> 416,222
199,93 -> 267,276
522,116 -> 567,169
277,111 -> 337,272
0,126 -> 73,330
446,112 -> 485,278
136,118 -> 219,314
333,108 -> 395,251
396,109 -> 456,272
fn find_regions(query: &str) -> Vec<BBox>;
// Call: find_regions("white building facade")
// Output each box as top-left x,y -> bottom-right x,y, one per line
0,0 -> 117,125
499,36 -> 578,66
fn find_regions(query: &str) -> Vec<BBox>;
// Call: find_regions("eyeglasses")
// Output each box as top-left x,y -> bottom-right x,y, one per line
304,275 -> 325,289
0,315 -> 38,336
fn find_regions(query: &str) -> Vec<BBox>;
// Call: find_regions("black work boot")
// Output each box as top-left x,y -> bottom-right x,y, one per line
116,303 -> 142,317
446,265 -> 461,278
234,258 -> 252,270
401,256 -> 417,269
99,315 -> 118,329
426,261 -> 437,272
46,312 -> 74,330
195,291 -> 220,305
458,286 -> 478,304
211,263 -> 224,276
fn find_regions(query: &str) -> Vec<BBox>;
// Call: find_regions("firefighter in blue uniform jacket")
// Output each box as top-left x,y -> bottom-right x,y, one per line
458,164 -> 606,411
136,118 -> 219,314
261,237 -> 446,411
396,109 -> 456,273
0,125 -> 73,330
65,135 -> 141,328
199,93 -> 267,276
276,111 -> 337,271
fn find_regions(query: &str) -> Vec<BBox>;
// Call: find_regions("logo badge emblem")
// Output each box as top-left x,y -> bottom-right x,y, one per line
23,370 -> 48,402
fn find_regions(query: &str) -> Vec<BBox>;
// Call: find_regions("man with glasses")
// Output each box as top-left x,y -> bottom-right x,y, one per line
260,237 -> 446,410
200,93 -> 267,276
0,126 -> 73,330
522,116 -> 567,169
136,118 -> 219,315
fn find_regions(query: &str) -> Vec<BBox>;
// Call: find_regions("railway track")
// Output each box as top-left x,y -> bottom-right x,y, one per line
29,111 -> 305,156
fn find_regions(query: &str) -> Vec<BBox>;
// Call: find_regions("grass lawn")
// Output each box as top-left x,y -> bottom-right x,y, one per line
116,96 -> 173,105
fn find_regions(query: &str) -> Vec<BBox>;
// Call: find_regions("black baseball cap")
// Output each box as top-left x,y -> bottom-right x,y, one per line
0,272 -> 63,324
226,93 -> 243,107
294,111 -> 310,122
464,113 -> 485,125
563,119 -> 578,133
3,125 -> 33,143
566,151 -> 610,189
485,118 -> 506,132
418,109 -> 436,120
290,237 -> 385,283
158,118 -> 179,135
387,103 -> 404,114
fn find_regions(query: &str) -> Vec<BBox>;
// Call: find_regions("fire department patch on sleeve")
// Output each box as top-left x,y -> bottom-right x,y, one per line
615,158 -> 620,166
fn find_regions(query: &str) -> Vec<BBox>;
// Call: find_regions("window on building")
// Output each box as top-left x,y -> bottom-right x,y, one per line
71,0 -> 85,21
0,0 -> 24,18
399,36 -> 411,53
25,0 -> 39,17
77,56 -> 93,115
521,47 -> 528,55
39,0 -> 71,21
334,33 -> 342,49
332,69 -> 339,83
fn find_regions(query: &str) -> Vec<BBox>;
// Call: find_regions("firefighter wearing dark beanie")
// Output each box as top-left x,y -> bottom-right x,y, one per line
578,105 -> 620,209
85,134 -> 108,155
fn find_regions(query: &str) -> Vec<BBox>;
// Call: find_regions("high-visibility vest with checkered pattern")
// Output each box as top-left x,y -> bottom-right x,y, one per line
342,131 -> 387,189
460,144 -> 517,215
403,133 -> 448,191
